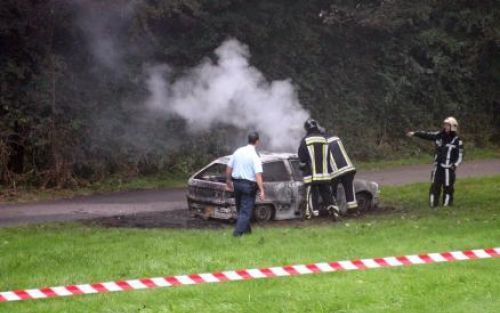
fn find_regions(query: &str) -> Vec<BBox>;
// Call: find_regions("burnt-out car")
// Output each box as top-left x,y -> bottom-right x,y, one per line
187,153 -> 379,222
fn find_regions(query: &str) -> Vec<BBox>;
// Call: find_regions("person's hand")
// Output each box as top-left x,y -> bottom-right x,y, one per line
451,164 -> 457,171
406,131 -> 415,137
225,181 -> 234,192
299,162 -> 307,171
258,189 -> 265,201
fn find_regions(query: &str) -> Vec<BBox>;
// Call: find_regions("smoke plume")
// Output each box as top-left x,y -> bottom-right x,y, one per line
145,39 -> 310,151
74,0 -> 136,71
73,0 -> 310,154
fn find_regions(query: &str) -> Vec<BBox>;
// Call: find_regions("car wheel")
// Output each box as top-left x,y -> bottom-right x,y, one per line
253,205 -> 274,223
356,192 -> 372,212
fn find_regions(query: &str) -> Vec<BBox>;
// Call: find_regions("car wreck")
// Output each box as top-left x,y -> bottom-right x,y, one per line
187,153 -> 379,222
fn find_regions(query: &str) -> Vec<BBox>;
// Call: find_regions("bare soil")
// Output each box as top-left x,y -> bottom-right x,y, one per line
85,206 -> 402,230
86,209 -> 231,229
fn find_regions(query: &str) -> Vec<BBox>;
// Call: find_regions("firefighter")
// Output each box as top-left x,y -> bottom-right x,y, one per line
298,119 -> 338,220
326,135 -> 358,213
407,117 -> 464,207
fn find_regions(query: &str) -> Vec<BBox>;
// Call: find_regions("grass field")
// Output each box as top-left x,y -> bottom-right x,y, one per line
0,176 -> 499,312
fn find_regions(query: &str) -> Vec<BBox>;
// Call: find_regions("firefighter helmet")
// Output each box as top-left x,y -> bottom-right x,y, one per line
443,116 -> 459,132
304,118 -> 319,132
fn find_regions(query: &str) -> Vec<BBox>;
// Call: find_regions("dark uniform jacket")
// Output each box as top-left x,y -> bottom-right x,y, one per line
327,136 -> 356,178
414,131 -> 464,168
298,131 -> 330,184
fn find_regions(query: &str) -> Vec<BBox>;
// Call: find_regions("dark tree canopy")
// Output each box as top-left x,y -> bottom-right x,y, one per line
1,0 -> 499,188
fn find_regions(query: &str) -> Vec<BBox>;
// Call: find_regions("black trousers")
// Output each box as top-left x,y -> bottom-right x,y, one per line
306,184 -> 333,213
331,171 -> 358,210
430,166 -> 455,207
233,179 -> 257,235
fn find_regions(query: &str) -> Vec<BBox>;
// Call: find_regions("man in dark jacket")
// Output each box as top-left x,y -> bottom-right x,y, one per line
298,119 -> 338,220
407,117 -> 464,207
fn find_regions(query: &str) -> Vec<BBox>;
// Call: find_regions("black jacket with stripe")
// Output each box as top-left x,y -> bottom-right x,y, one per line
298,131 -> 331,184
327,136 -> 356,178
413,130 -> 464,168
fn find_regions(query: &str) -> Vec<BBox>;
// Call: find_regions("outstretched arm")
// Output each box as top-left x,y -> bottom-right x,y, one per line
407,130 -> 440,141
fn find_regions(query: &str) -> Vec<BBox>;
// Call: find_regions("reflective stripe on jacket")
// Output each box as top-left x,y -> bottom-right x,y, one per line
413,130 -> 464,167
298,134 -> 331,184
327,136 -> 356,178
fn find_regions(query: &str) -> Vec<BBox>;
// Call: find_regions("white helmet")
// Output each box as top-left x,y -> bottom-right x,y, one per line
443,116 -> 458,132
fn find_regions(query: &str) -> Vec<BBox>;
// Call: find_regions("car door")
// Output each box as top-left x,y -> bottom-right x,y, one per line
288,158 -> 306,214
261,160 -> 293,207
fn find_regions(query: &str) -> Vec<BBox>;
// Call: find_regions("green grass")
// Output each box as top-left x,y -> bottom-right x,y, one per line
0,176 -> 499,312
356,146 -> 500,171
0,173 -> 187,204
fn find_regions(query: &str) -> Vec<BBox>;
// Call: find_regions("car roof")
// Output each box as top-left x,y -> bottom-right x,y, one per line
215,152 -> 298,164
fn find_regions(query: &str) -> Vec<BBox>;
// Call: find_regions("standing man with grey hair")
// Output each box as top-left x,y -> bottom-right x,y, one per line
225,131 -> 265,237
407,117 -> 464,207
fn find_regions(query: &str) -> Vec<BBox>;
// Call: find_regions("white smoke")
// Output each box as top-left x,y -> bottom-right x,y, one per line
74,0 -> 137,70
145,39 -> 310,151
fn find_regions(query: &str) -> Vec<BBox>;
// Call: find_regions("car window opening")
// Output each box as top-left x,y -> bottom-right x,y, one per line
194,163 -> 227,183
263,161 -> 290,182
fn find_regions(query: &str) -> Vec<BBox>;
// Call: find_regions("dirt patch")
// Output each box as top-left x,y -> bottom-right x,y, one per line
85,209 -> 232,229
366,205 -> 402,215
85,206 -> 403,229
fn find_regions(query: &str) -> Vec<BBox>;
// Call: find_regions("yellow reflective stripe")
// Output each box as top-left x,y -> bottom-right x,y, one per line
329,151 -> 338,172
322,144 -> 328,176
330,166 -> 355,179
338,140 -> 354,168
310,174 -> 331,178
306,140 -> 327,145
347,202 -> 358,209
304,175 -> 331,183
305,186 -> 312,215
311,177 -> 332,182
305,137 -> 327,145
307,145 -> 316,177
306,136 -> 327,141
327,136 -> 339,143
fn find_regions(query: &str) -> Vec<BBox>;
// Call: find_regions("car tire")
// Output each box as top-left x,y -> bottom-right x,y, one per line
253,205 -> 274,223
356,192 -> 372,212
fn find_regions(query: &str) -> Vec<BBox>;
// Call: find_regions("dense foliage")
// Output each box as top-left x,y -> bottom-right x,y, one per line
1,0 -> 499,188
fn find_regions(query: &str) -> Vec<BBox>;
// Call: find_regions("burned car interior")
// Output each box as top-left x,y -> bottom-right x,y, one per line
194,163 -> 227,183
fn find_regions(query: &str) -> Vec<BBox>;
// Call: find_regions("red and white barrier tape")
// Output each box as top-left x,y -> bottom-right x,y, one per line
1,247 -> 498,303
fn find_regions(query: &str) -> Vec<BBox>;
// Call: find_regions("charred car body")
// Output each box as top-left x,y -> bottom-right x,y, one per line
187,153 -> 379,222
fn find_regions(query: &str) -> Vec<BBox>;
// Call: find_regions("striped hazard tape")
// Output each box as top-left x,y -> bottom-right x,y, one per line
0,247 -> 498,303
